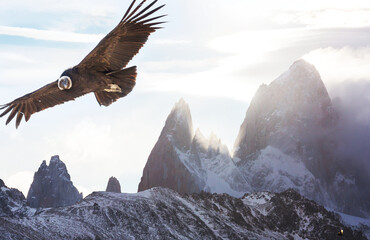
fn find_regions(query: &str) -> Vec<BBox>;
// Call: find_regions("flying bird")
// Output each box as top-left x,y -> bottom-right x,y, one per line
0,0 -> 165,128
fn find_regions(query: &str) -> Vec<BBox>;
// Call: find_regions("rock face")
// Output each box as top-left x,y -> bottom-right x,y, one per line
106,177 -> 121,193
138,98 -> 196,194
138,99 -> 250,196
233,60 -> 367,217
0,188 -> 366,239
234,59 -> 336,170
26,155 -> 82,208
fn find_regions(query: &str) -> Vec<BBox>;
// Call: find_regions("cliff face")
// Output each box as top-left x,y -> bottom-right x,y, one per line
138,99 -> 249,196
26,155 -> 82,208
138,99 -> 198,194
233,60 -> 367,217
233,60 -> 336,171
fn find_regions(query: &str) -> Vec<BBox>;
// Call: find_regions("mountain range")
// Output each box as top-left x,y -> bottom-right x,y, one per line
0,180 -> 366,239
138,60 -> 369,219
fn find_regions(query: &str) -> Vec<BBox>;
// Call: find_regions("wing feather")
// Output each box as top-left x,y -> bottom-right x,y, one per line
15,111 -> 23,129
1,81 -> 84,128
77,0 -> 165,72
6,105 -> 20,125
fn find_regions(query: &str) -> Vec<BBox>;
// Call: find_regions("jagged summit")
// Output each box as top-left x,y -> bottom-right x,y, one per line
233,59 -> 334,160
138,98 -> 197,194
139,98 -> 250,196
106,176 -> 121,193
193,129 -> 230,156
168,98 -> 192,126
274,59 -> 321,85
164,98 -> 193,151
27,155 -> 82,208
232,60 -> 368,218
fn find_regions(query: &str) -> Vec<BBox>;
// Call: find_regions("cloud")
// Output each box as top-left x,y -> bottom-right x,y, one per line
0,26 -> 104,43
208,29 -> 309,57
0,0 -> 118,16
302,46 -> 370,90
152,39 -> 192,45
275,9 -> 370,28
330,81 -> 370,201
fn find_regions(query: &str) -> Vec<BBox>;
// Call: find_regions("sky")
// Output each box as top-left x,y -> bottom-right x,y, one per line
1,0 -> 370,196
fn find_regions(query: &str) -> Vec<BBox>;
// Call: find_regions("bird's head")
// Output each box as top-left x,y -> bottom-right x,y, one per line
57,76 -> 72,90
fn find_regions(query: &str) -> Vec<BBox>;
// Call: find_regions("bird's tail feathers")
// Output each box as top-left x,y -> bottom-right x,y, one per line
94,66 -> 137,106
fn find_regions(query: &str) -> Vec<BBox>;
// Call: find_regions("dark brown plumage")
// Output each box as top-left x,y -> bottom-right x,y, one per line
0,0 -> 165,128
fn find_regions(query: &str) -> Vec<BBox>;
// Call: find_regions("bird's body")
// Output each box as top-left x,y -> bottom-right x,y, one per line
1,0 -> 165,128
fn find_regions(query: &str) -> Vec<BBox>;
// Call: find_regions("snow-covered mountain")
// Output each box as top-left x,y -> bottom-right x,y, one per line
139,60 -> 368,218
27,155 -> 82,208
0,186 -> 366,239
138,99 -> 250,197
234,59 -> 336,170
233,59 -> 368,218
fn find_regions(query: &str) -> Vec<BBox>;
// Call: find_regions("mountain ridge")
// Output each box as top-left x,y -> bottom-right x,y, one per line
0,185 -> 366,239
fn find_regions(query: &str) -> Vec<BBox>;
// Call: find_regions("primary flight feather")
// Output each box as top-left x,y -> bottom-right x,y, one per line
0,0 -> 166,128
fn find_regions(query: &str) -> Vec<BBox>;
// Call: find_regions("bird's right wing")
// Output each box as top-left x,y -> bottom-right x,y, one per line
0,81 -> 84,128
77,0 -> 166,72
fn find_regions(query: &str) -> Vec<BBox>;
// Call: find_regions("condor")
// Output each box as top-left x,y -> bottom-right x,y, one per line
1,0 -> 165,128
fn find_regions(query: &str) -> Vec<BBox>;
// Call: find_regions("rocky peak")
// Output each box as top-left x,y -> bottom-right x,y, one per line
164,98 -> 193,151
274,59 -> 321,85
233,59 -> 335,161
106,177 -> 121,193
231,60 -> 368,217
27,155 -> 82,208
138,99 -> 248,196
138,99 -> 200,194
192,129 -> 229,157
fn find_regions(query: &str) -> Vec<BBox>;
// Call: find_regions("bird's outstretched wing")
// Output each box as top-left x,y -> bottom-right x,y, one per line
78,0 -> 166,72
0,82 -> 84,128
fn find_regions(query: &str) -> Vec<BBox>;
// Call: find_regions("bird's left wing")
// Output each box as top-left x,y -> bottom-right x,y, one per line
0,81 -> 84,128
77,0 -> 166,72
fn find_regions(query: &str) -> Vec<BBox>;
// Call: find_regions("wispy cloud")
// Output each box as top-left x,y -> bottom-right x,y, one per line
0,26 -> 104,43
275,9 -> 370,28
0,0 -> 118,16
302,46 -> 370,89
152,39 -> 192,45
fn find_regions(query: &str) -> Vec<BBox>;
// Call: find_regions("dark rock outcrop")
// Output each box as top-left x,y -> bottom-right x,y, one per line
26,155 -> 82,208
105,177 -> 121,193
0,179 -> 26,217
